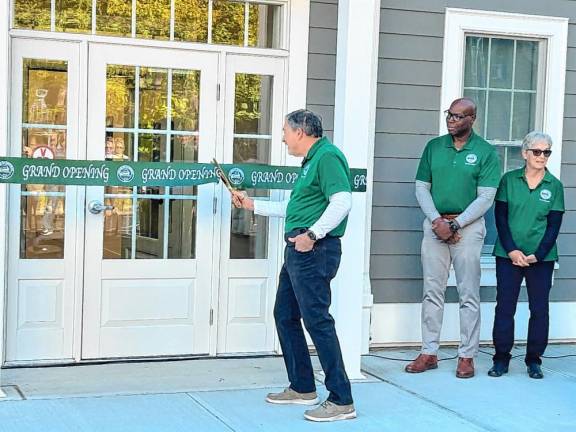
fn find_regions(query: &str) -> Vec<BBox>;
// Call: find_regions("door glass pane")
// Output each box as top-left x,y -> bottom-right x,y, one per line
139,68 -> 168,129
212,0 -> 246,46
172,70 -> 201,132
96,0 -> 132,37
174,0 -> 209,43
56,0 -> 92,33
20,59 -> 68,260
106,65 -> 136,129
136,199 -> 164,259
104,64 -> 201,260
248,3 -> 282,49
230,73 -> 273,259
136,0 -> 170,40
14,0 -> 51,30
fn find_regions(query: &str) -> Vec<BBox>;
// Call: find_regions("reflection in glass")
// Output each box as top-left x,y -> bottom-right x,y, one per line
55,0 -> 92,33
512,93 -> 536,141
248,3 -> 282,49
230,189 -> 268,259
105,132 -> 134,161
464,36 -> 489,88
136,199 -> 163,259
20,195 -> 66,259
171,135 -> 198,162
174,0 -> 209,43
136,0 -> 170,40
463,88 -> 486,137
23,59 -> 68,125
489,38 -> 514,89
486,91 -> 511,141
234,74 -> 273,134
168,199 -> 196,258
515,41 -> 539,91
103,197 -> 133,259
97,0 -> 132,37
106,65 -> 136,128
172,70 -> 201,131
506,146 -> 524,172
139,68 -> 168,129
233,138 -> 271,165
138,133 -> 166,162
212,0 -> 245,46
14,0 -> 51,30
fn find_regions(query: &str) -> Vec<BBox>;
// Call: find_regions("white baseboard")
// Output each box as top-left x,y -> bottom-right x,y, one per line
370,302 -> 576,345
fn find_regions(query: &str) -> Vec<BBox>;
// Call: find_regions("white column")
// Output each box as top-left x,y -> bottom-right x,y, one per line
0,0 -> 10,399
331,0 -> 380,379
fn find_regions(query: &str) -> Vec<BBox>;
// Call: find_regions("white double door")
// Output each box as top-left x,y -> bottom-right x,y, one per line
6,38 -> 285,363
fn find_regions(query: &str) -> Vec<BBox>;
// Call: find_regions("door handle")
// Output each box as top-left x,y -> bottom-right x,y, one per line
88,200 -> 114,214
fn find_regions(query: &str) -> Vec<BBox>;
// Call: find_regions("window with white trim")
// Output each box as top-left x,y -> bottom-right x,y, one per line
441,8 -> 568,285
463,35 -> 546,254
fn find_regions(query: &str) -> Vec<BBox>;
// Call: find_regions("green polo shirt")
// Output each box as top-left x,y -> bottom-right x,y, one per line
493,168 -> 565,261
415,131 -> 501,213
285,136 -> 351,236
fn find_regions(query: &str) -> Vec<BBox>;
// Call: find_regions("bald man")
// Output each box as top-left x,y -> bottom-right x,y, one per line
406,98 -> 501,378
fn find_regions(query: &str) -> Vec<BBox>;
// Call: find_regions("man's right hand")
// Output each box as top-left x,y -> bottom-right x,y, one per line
232,190 -> 254,210
508,250 -> 530,267
431,217 -> 452,241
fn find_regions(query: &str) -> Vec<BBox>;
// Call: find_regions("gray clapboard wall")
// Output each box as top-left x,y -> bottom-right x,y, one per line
307,0 -> 338,141
372,0 -> 576,303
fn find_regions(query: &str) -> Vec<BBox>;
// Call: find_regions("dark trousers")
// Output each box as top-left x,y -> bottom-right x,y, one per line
493,257 -> 555,365
274,231 -> 353,406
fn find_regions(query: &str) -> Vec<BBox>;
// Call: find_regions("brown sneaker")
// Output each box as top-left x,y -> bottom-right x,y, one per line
405,354 -> 438,373
265,387 -> 319,405
304,400 -> 356,422
456,357 -> 475,378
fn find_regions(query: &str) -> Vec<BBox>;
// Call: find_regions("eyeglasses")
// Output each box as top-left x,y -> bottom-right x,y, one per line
444,110 -> 471,122
527,149 -> 552,157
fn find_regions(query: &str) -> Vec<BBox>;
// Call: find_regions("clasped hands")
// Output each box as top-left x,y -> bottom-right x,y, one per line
507,250 -> 537,267
431,217 -> 461,245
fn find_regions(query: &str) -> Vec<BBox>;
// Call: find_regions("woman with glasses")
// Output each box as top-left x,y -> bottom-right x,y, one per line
490,131 -> 565,379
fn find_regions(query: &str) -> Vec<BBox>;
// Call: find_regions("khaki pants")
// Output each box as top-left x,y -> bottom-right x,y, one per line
420,217 -> 486,358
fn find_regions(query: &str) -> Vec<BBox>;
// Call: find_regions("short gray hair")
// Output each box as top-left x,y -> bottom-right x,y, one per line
285,109 -> 323,138
522,131 -> 553,151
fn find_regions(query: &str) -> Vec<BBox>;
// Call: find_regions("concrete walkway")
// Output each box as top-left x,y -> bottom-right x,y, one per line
0,345 -> 575,431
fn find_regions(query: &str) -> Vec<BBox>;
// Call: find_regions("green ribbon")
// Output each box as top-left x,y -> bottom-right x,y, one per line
0,157 -> 367,192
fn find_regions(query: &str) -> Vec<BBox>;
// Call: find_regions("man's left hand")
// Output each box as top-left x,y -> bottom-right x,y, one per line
526,254 -> 538,264
288,233 -> 315,252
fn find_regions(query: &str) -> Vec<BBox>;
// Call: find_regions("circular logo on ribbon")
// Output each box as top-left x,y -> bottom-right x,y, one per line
117,165 -> 135,183
0,161 -> 15,180
466,154 -> 478,164
540,189 -> 552,201
228,168 -> 245,186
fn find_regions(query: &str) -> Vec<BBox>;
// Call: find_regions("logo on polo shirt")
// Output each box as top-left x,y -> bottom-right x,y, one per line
540,189 -> 552,202
465,154 -> 478,165
228,168 -> 245,186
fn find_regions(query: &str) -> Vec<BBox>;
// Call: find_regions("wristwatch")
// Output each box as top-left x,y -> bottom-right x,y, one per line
447,219 -> 460,233
306,230 -> 317,241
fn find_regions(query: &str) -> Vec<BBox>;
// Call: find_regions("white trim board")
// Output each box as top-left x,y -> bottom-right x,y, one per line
371,302 -> 576,346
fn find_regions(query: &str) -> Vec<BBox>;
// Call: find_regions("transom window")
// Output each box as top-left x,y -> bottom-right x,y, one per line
13,0 -> 284,49
462,34 -> 545,253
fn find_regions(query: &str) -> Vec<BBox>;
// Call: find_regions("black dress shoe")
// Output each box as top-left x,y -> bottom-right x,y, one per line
488,361 -> 509,377
527,363 -> 544,379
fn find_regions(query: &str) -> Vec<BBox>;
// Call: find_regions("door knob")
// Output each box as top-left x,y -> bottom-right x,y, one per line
88,200 -> 114,214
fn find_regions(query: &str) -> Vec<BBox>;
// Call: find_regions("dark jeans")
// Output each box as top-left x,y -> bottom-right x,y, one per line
493,257 -> 555,365
274,229 -> 353,406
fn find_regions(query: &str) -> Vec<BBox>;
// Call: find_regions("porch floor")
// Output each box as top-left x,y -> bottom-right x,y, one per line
0,344 -> 574,431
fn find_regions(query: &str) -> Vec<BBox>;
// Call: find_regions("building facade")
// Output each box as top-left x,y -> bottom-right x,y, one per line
0,0 -> 574,390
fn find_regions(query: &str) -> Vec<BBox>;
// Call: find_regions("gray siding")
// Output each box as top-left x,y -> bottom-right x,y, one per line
307,0 -> 339,141
372,1 -> 576,303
